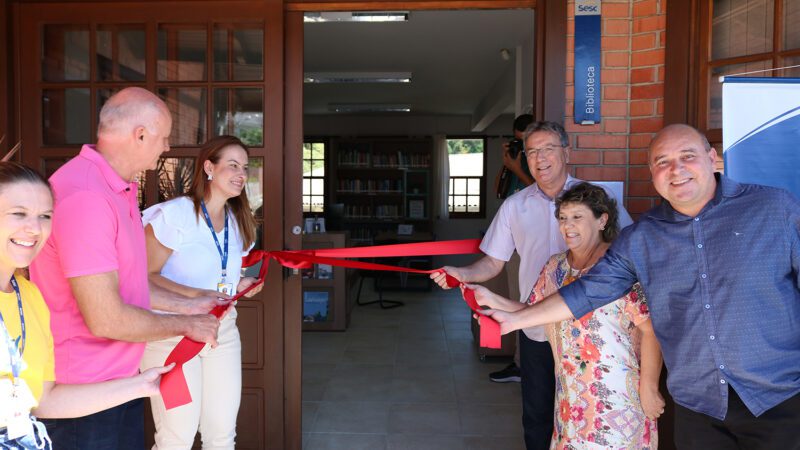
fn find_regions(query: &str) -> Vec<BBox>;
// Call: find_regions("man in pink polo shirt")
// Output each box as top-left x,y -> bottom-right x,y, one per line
31,87 -> 224,450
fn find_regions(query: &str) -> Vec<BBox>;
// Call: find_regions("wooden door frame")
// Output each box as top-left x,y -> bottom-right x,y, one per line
0,0 -> 8,151
13,1 -> 287,448
280,1 -> 565,448
283,9 -> 304,450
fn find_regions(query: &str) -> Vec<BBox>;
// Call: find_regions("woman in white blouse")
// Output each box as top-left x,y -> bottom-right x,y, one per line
140,135 -> 263,450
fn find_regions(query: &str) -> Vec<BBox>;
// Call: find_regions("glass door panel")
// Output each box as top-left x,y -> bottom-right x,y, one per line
96,25 -> 146,82
213,25 -> 264,81
213,88 -> 264,146
42,89 -> 91,145
42,25 -> 90,82
158,88 -> 208,147
157,25 -> 208,81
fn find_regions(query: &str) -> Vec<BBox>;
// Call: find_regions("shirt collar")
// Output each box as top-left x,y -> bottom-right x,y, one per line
79,145 -> 136,194
526,174 -> 578,201
647,173 -> 745,222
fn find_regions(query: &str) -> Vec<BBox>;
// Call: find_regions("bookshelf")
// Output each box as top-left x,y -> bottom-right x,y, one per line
331,137 -> 433,245
301,232 -> 350,331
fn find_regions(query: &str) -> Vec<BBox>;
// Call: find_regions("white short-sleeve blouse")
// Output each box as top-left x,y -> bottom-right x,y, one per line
143,196 -> 250,314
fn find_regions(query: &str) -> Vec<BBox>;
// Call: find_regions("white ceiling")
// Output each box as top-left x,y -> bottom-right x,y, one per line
303,9 -> 536,121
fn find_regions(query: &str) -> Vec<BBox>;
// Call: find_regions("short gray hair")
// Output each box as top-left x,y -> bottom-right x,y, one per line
523,121 -> 570,147
97,89 -> 166,137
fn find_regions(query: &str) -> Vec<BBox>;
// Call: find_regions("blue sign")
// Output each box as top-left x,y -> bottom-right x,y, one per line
574,0 -> 601,124
722,77 -> 800,197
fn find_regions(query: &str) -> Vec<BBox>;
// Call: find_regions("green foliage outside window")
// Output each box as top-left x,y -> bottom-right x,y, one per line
447,138 -> 484,154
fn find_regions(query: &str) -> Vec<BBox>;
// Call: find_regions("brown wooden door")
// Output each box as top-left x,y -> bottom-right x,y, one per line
16,1 -> 292,448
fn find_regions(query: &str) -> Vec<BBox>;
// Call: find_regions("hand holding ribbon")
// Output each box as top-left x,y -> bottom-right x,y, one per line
159,239 -> 501,409
439,274 -> 502,350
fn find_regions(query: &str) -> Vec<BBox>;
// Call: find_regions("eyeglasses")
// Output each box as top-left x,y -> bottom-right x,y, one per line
525,145 -> 564,158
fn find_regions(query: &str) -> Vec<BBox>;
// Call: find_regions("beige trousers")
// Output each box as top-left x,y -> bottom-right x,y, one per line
141,314 -> 242,450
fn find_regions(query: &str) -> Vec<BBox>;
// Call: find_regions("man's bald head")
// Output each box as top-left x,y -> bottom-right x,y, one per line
97,87 -> 170,138
648,124 -> 711,162
94,87 -> 172,181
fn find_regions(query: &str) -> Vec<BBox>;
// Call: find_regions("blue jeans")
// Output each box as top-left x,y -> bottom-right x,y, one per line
39,398 -> 143,450
0,418 -> 52,449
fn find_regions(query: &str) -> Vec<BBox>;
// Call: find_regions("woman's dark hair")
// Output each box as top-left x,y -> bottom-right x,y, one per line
0,161 -> 51,194
187,136 -> 257,251
555,182 -> 619,243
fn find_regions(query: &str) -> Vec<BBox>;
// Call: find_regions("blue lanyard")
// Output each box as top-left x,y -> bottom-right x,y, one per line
0,276 -> 26,379
200,200 -> 229,281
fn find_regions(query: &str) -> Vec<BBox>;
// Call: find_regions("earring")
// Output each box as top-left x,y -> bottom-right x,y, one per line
207,173 -> 213,181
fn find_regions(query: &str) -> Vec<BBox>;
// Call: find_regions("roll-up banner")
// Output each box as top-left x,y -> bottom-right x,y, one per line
574,0 -> 602,124
722,77 -> 800,197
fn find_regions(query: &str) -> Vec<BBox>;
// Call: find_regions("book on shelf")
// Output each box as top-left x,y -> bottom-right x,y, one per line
316,264 -> 333,279
302,291 -> 329,322
301,264 -> 333,280
408,200 -> 425,219
397,224 -> 414,235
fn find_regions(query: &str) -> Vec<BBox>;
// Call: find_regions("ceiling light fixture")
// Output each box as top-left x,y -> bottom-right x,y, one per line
304,72 -> 412,84
329,103 -> 412,113
304,11 -> 409,23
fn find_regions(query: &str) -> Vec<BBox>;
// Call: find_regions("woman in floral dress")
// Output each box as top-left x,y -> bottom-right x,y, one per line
529,183 -> 664,449
471,182 -> 664,449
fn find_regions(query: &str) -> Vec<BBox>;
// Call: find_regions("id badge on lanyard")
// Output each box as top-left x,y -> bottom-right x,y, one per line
0,276 -> 35,439
1,378 -> 36,439
201,201 -> 233,296
216,281 -> 233,295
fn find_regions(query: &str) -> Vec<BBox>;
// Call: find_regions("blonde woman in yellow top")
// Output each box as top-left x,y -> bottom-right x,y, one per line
0,162 -> 172,449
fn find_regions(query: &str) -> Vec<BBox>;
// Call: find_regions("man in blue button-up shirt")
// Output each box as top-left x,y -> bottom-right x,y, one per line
476,124 -> 800,448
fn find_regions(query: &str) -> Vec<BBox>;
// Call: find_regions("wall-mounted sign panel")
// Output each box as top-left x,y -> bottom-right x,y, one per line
574,0 -> 602,124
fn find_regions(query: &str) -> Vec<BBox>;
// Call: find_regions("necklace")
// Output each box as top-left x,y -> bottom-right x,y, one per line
566,241 -> 608,276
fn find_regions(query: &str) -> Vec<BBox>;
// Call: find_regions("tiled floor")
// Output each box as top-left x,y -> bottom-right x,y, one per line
302,282 -> 526,450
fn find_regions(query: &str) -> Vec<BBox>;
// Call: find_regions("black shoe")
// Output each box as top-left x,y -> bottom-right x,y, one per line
489,363 -> 521,383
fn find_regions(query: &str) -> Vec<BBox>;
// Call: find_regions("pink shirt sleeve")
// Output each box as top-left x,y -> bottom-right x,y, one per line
53,191 -> 120,278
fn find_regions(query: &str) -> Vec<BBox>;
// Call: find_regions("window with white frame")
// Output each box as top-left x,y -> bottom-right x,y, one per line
447,137 -> 485,218
303,140 -> 325,213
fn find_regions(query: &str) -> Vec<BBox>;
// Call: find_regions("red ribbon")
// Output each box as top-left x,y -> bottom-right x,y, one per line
159,239 -> 501,409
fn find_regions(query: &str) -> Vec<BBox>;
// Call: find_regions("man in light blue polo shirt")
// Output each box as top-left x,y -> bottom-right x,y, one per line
432,121 -> 632,450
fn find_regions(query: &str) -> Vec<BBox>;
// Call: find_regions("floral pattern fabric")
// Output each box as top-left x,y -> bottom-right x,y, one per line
529,251 -> 657,449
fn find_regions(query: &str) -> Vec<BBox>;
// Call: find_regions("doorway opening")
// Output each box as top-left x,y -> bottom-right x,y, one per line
298,8 -> 535,448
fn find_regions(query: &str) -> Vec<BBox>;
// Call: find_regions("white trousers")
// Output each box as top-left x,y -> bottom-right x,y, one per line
141,314 -> 242,450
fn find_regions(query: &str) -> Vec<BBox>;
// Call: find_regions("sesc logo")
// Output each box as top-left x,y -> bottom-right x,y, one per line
575,0 -> 601,16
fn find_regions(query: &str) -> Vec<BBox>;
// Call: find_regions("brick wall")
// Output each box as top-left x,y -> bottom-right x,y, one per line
564,0 -> 667,217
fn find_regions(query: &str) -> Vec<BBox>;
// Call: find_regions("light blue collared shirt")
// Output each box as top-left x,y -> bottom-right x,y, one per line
561,174 -> 800,420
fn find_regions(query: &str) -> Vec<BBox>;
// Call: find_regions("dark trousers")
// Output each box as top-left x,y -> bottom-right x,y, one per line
519,332 -> 555,450
40,398 -> 144,450
675,388 -> 800,450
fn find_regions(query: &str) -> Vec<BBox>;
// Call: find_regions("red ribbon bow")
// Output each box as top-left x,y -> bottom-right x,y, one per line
159,239 -> 501,409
